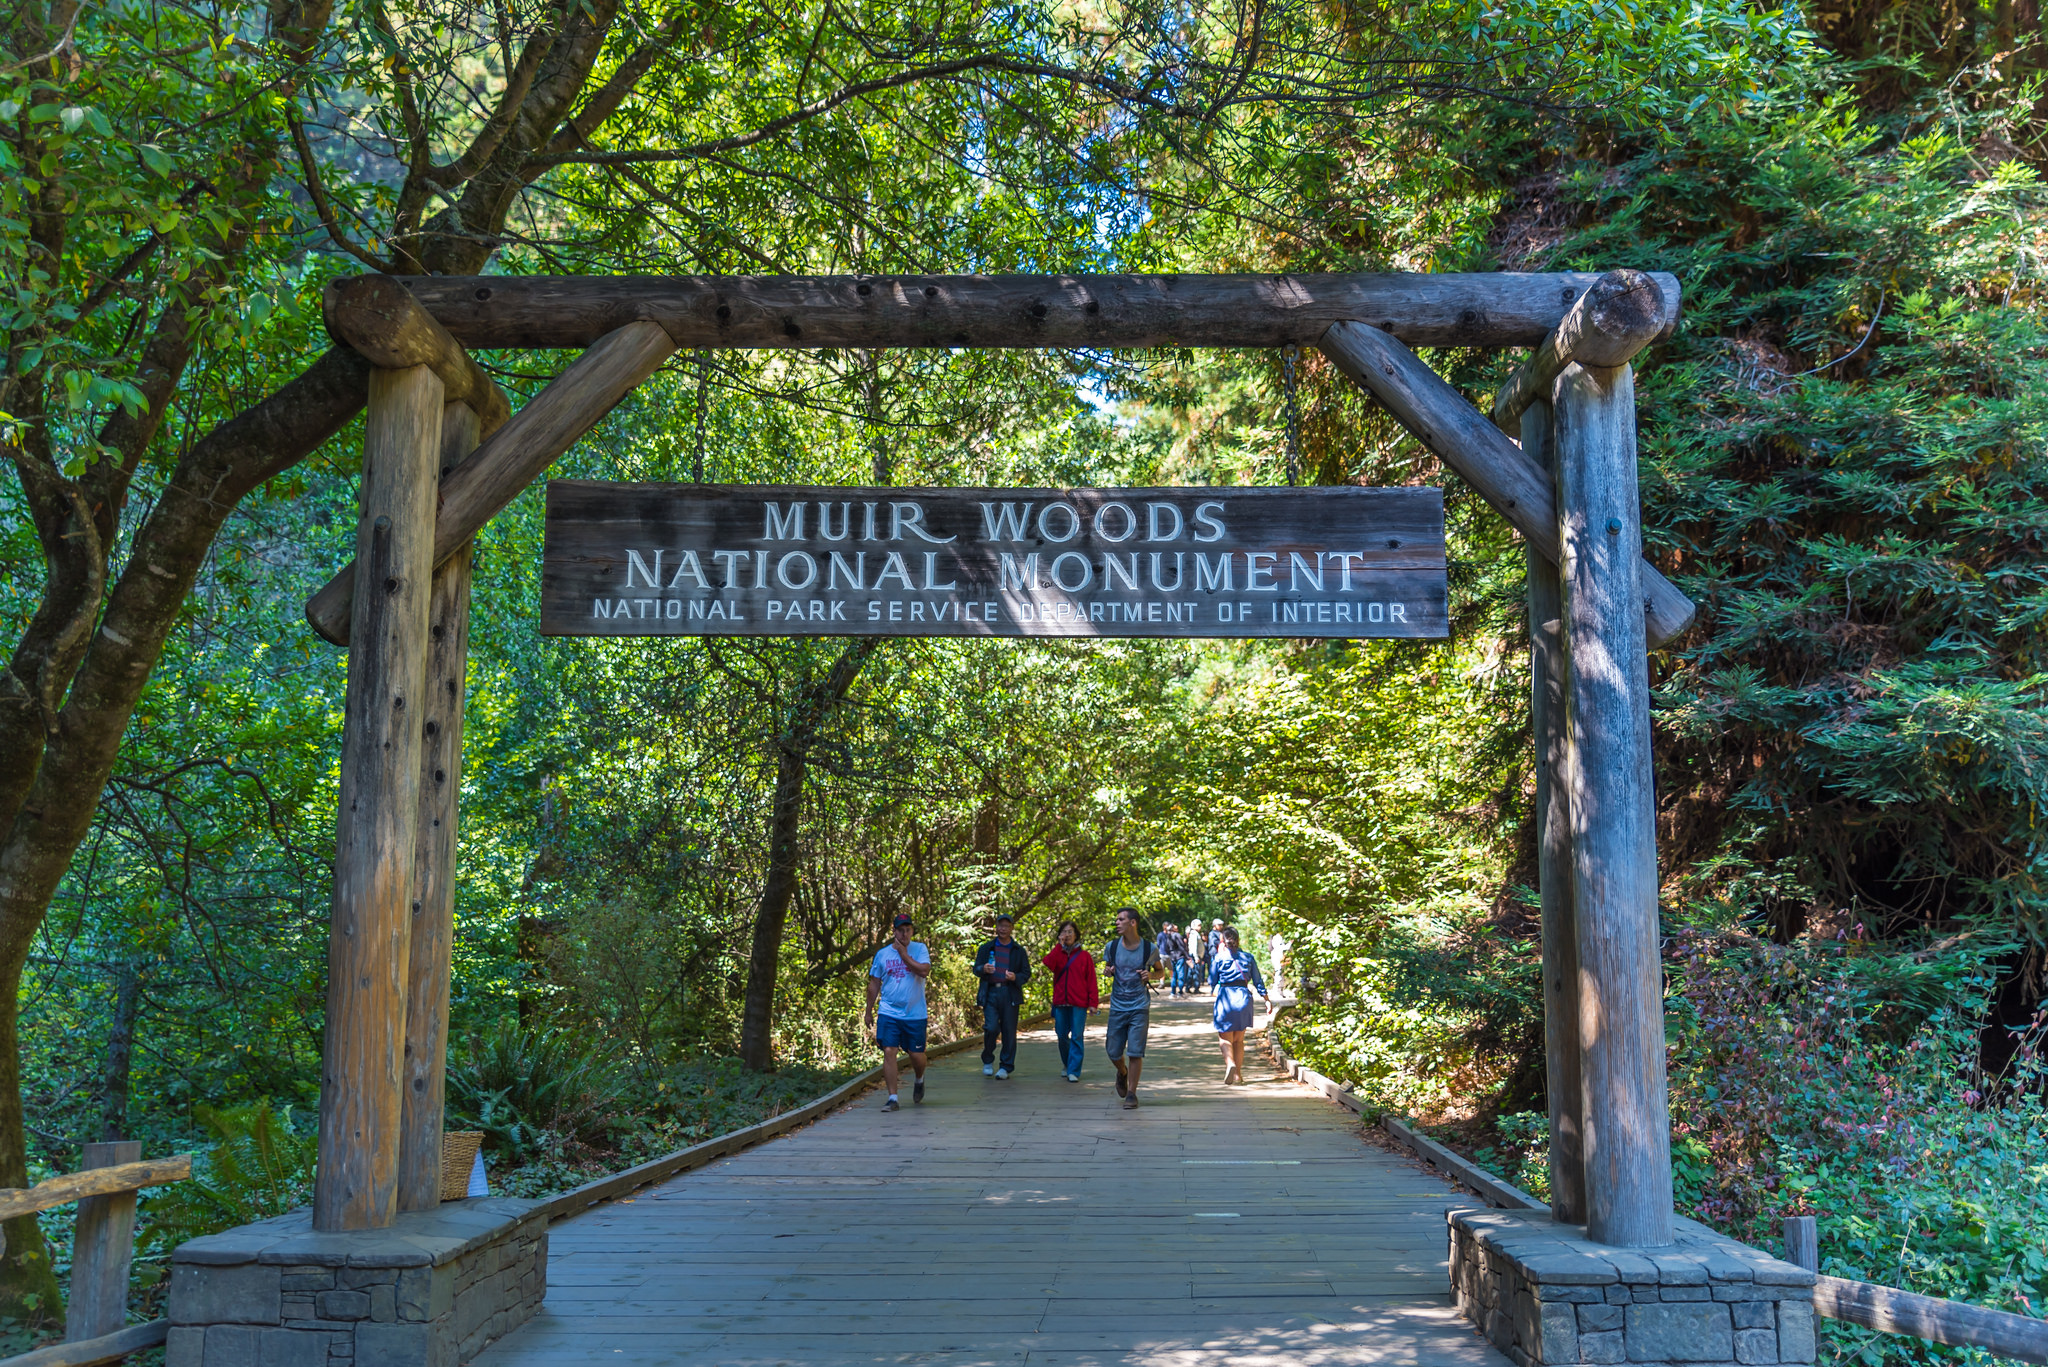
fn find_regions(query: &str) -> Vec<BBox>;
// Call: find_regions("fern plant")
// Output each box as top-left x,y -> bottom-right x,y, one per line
137,1100 -> 317,1256
444,1018 -> 629,1163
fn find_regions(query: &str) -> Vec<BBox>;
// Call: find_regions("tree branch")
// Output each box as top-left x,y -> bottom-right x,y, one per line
525,53 -> 1185,170
286,107 -> 398,272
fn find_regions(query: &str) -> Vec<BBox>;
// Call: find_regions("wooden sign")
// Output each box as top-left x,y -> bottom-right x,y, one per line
541,483 -> 1448,639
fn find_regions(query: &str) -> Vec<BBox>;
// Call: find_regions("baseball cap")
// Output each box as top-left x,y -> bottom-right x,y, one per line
994,912 -> 1014,924
892,914 -> 914,927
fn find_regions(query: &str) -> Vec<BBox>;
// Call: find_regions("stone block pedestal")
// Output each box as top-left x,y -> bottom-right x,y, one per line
167,1198 -> 546,1367
1449,1208 -> 1817,1366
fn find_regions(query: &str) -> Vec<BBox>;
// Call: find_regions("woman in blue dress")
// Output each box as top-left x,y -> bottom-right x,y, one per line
1208,927 -> 1268,1085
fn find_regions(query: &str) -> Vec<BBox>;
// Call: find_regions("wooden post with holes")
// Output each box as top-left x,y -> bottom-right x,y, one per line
1555,359 -> 1674,1248
65,1140 -> 143,1342
397,401 -> 480,1213
1522,399 -> 1589,1227
315,364 -> 444,1231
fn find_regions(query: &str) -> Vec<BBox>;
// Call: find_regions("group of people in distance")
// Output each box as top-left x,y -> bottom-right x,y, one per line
860,906 -> 1268,1113
1153,917 -> 1228,997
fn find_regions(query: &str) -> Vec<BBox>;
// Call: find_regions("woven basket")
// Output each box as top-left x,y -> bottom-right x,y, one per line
439,1130 -> 484,1202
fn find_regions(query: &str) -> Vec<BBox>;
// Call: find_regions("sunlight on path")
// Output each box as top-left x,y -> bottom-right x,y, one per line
478,997 -> 1510,1366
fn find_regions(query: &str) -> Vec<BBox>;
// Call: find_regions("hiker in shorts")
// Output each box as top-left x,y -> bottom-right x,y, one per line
864,914 -> 931,1111
1101,906 -> 1163,1108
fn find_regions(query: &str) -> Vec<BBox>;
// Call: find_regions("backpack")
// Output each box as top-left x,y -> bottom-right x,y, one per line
1104,937 -> 1157,998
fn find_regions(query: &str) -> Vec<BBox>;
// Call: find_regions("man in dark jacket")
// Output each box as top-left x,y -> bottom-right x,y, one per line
976,913 -> 1032,1078
1157,923 -> 1188,996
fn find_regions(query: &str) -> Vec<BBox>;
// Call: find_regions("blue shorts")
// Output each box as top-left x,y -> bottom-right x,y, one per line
875,1016 -> 927,1053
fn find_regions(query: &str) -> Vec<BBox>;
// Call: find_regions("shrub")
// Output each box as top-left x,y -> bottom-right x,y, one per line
444,1017 -> 630,1163
1668,935 -> 2048,1362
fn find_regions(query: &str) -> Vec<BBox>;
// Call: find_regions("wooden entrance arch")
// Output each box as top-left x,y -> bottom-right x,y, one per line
305,270 -> 1693,1251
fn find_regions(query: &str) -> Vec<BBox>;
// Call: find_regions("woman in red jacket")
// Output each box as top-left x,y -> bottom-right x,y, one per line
1042,920 -> 1100,1082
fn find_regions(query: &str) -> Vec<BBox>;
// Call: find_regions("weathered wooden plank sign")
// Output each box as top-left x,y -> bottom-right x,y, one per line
542,483 -> 1448,639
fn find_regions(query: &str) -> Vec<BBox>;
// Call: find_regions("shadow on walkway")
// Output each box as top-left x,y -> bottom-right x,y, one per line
479,996 -> 1509,1366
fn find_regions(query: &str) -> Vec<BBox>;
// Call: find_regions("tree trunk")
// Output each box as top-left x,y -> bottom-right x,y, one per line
737,743 -> 809,1072
0,347 -> 369,1322
99,959 -> 144,1143
737,640 -> 878,1070
0,955 -> 61,1326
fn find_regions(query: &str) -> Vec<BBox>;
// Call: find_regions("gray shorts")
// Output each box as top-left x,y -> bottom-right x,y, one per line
1104,1008 -> 1150,1060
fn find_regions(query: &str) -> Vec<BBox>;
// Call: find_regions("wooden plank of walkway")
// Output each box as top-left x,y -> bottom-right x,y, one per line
480,997 -> 1511,1366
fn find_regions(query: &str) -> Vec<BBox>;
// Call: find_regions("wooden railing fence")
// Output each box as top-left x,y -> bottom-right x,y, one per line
0,1143 -> 192,1367
1263,1016 -> 2048,1365
1775,1216 -> 2048,1363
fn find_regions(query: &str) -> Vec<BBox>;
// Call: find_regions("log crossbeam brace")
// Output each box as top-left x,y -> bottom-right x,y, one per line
1317,310 -> 1696,647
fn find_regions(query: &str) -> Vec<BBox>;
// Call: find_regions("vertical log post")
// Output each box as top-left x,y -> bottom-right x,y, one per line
315,364 -> 444,1231
1522,399 -> 1588,1226
397,402 -> 480,1213
1555,360 -> 1674,1247
1783,1215 -> 1819,1272
64,1140 -> 143,1341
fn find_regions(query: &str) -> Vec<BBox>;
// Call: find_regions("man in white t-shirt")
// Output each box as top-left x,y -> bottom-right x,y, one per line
864,914 -> 932,1111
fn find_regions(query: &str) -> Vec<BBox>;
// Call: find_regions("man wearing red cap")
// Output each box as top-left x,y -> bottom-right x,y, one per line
865,913 -> 931,1111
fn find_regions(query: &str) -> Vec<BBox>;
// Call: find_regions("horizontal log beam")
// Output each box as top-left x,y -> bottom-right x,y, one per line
1816,1275 -> 2048,1361
1318,321 -> 1696,647
391,271 -> 1681,351
1492,270 -> 1678,430
0,1155 -> 191,1222
323,276 -> 511,432
306,322 -> 677,646
3,1318 -> 169,1367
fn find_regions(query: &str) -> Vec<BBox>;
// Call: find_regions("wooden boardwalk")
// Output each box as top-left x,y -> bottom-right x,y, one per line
480,997 -> 1509,1366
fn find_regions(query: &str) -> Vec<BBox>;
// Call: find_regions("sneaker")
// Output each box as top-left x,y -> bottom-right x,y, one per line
1225,1064 -> 1242,1086
994,1068 -> 1009,1079
1115,1073 -> 1128,1097
882,1096 -> 900,1112
983,1064 -> 994,1077
1121,1093 -> 1138,1109
1066,1073 -> 1078,1083
913,1079 -> 925,1104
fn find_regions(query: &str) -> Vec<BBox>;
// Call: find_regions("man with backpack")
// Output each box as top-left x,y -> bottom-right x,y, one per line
1100,906 -> 1163,1108
975,913 -> 1032,1078
1154,922 -> 1183,996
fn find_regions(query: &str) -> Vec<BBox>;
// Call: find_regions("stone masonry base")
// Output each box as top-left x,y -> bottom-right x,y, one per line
166,1198 -> 546,1367
1449,1208 -> 1817,1366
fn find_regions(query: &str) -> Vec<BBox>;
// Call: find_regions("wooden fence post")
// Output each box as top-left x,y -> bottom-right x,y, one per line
1784,1215 -> 1819,1272
1522,400 -> 1588,1226
397,401 -> 479,1213
315,364 -> 444,1231
1555,360 -> 1674,1247
64,1140 -> 143,1342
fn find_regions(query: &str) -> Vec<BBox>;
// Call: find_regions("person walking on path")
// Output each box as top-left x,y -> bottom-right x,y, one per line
1100,906 -> 1162,1108
1208,926 -> 1268,1086
1205,918 -> 1225,969
1157,923 -> 1186,997
864,914 -> 932,1111
975,913 -> 1032,1078
1041,920 -> 1098,1082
